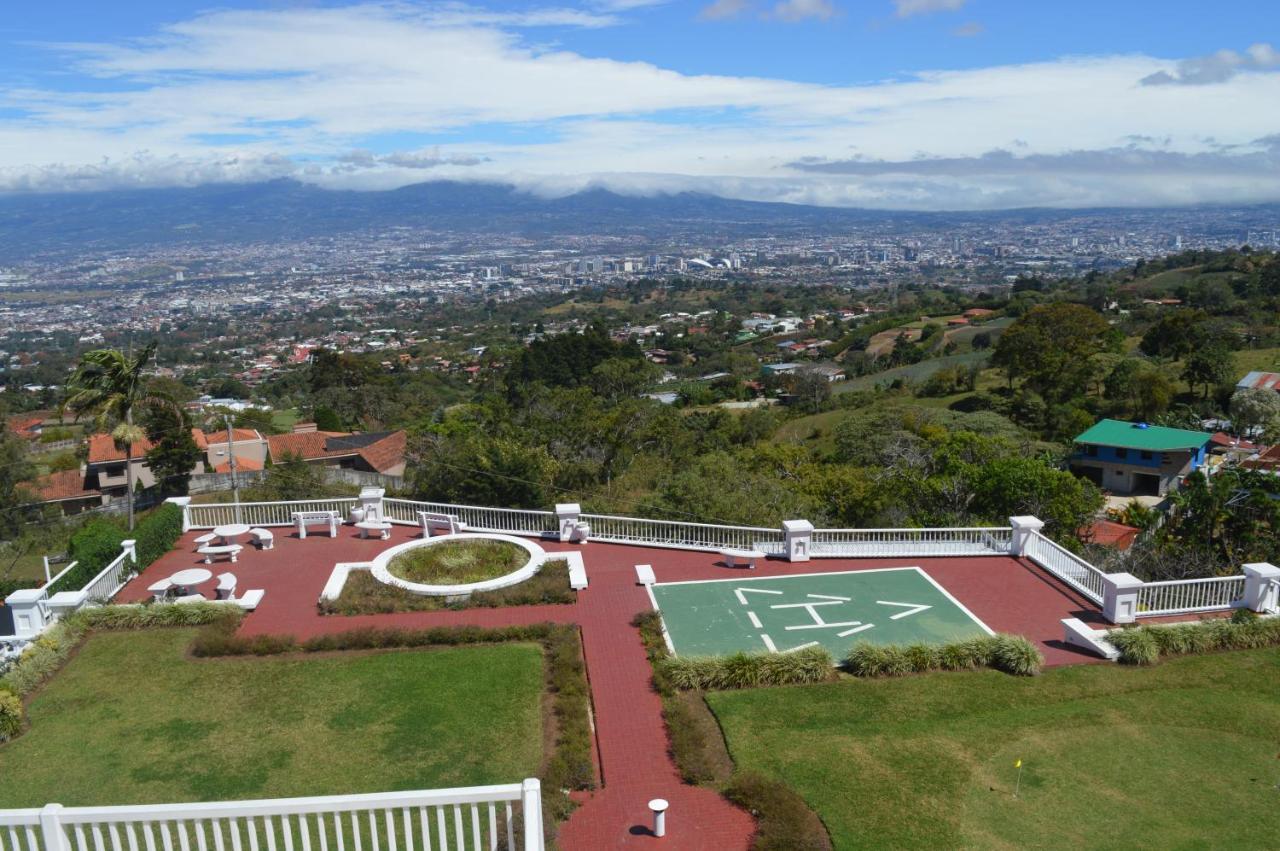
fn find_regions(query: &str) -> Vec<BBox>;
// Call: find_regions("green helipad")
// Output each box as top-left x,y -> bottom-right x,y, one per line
649,567 -> 993,657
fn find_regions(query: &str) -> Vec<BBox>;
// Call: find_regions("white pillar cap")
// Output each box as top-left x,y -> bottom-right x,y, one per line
648,799 -> 669,812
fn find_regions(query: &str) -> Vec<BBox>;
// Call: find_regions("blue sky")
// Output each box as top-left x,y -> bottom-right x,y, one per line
1,1 -> 1278,208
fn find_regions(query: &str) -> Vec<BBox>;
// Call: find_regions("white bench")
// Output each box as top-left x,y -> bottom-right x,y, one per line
215,572 -> 237,600
147,578 -> 174,601
235,589 -> 265,611
356,520 -> 392,540
635,564 -> 656,586
193,532 -> 218,550
419,511 -> 465,536
293,510 -> 339,539
249,528 -> 274,550
720,548 -> 765,569
197,544 -> 242,564
561,552 -> 587,590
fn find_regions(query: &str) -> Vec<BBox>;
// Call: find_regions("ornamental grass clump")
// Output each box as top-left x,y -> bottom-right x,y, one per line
1111,616 -> 1280,665
656,647 -> 834,691
988,635 -> 1044,676
847,634 -> 1042,677
1109,627 -> 1161,666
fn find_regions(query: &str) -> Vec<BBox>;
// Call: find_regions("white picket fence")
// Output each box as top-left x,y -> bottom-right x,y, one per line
0,783 -> 544,851
186,500 -> 359,530
1135,576 -> 1247,617
810,527 -> 1011,558
383,500 -> 556,536
1024,532 -> 1108,604
578,513 -> 783,553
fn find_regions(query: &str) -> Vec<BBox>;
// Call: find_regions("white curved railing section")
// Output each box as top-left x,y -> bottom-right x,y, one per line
79,551 -> 134,603
384,499 -> 557,536
810,527 -> 1011,558
187,499 -> 359,530
1024,532 -> 1107,604
0,782 -> 544,851
1136,576 -> 1247,617
578,513 -> 783,553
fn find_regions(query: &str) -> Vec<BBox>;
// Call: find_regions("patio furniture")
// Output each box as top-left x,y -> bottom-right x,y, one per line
418,511 -> 466,536
356,520 -> 393,540
293,510 -> 339,539
720,548 -> 765,569
214,523 -> 252,546
196,544 -> 242,564
175,593 -> 208,604
193,532 -> 218,550
564,552 -> 588,590
635,564 -> 656,586
249,527 -> 274,550
216,572 -> 237,600
147,578 -> 174,601
236,589 -> 265,610
168,567 -> 213,594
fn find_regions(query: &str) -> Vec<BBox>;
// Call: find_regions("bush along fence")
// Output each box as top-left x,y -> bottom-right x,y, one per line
174,494 -> 1280,626
1106,610 -> 1280,666
1,504 -> 185,648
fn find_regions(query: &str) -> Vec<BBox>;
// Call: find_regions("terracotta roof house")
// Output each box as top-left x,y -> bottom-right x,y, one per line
30,469 -> 102,516
266,429 -> 406,476
85,428 -> 268,497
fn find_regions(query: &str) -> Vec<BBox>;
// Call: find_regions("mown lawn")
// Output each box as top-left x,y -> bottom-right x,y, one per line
0,629 -> 544,807
710,649 -> 1280,849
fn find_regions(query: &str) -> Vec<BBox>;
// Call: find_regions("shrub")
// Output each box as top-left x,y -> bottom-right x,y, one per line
319,561 -> 575,615
132,504 -> 184,572
1,620 -> 86,696
1109,627 -> 1160,666
1110,617 -> 1280,665
0,690 -> 22,742
657,648 -> 835,691
49,521 -> 127,594
71,601 -> 233,631
724,771 -> 833,851
846,634 -> 1042,677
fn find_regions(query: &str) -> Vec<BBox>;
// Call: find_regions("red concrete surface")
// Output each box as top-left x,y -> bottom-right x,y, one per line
120,526 -> 1106,849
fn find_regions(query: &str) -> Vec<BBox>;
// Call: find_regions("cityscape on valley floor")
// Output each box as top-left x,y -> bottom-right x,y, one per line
3,1 -> 1280,849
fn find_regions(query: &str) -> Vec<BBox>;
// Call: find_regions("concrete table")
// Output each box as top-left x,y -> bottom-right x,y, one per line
213,523 -> 251,545
168,568 -> 213,595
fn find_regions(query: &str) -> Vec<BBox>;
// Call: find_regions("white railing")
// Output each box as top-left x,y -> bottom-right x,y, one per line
0,782 -> 544,851
810,527 -> 1011,558
1024,531 -> 1108,604
187,499 -> 359,530
1136,576 -> 1247,617
579,513 -> 783,553
384,499 -> 557,536
78,550 -> 134,603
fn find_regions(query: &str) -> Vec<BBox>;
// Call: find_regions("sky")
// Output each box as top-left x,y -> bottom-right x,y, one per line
1,0 -> 1278,209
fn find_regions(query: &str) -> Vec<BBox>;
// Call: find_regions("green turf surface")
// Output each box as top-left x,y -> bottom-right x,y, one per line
0,629 -> 544,807
710,648 -> 1280,849
651,568 -> 991,657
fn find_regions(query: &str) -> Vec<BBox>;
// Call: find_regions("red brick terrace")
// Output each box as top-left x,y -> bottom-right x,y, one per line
118,526 -> 1104,850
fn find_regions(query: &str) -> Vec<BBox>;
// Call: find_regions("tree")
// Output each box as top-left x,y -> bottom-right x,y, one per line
1181,342 -> 1233,399
1229,388 -> 1280,440
143,406 -> 202,496
63,342 -> 175,530
992,303 -> 1118,402
0,433 -> 35,538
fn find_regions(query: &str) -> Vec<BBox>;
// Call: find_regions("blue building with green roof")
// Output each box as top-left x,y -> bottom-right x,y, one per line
1070,419 -> 1212,497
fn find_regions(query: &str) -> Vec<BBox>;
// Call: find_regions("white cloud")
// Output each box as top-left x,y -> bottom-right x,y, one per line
700,0 -> 752,19
952,21 -> 983,37
771,0 -> 837,21
1141,42 -> 1280,86
893,0 -> 967,18
1,4 -> 1279,209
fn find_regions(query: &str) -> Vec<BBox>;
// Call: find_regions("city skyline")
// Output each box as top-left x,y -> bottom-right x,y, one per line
1,1 -> 1279,209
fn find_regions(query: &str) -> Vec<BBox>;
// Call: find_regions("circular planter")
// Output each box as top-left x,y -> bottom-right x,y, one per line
369,532 -> 545,597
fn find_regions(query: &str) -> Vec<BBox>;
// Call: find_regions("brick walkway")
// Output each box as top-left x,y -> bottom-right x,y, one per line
120,526 -> 1105,849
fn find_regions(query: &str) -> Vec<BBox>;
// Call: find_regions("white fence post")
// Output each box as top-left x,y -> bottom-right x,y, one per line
1242,563 -> 1280,613
166,496 -> 193,532
1009,516 -> 1044,557
1102,572 -> 1143,624
783,519 -> 813,562
556,503 -> 581,543
521,777 -> 544,850
39,804 -> 67,851
121,539 -> 138,566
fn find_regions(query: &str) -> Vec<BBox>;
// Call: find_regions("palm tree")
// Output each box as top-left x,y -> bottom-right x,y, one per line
63,342 -> 172,530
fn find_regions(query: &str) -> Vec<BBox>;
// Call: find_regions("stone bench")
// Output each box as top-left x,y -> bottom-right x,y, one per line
356,520 -> 393,540
293,511 -> 339,539
720,548 -> 765,569
419,511 -> 466,536
635,564 -> 656,586
197,544 -> 242,564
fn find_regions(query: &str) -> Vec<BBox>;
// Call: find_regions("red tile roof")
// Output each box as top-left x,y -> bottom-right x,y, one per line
1084,519 -> 1141,550
33,469 -> 99,503
213,456 -> 265,473
266,429 -> 405,474
86,433 -> 154,464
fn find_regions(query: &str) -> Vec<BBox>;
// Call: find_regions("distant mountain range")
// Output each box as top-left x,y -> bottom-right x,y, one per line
0,179 -> 1274,261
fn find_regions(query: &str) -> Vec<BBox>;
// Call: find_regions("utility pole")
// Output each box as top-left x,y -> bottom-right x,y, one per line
225,414 -> 242,523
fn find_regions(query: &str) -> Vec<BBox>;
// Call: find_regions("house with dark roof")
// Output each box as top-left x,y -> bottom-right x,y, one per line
1070,419 -> 1212,496
266,427 -> 406,476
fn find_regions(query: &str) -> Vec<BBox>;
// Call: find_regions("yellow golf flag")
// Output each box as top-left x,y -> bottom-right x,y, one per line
1014,759 -> 1022,768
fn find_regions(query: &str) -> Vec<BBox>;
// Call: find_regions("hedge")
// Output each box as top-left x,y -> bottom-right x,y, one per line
724,771 -> 833,851
845,634 -> 1043,677
657,648 -> 836,691
1109,613 -> 1280,665
47,504 -> 183,595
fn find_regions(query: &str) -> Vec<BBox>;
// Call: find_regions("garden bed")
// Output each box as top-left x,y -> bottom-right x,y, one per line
320,560 -> 575,615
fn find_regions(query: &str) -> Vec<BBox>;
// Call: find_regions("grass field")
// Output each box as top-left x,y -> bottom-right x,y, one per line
0,630 -> 544,807
710,648 -> 1280,849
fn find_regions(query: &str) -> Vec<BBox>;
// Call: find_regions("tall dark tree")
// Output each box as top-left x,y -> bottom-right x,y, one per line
992,303 -> 1119,403
143,406 -> 202,496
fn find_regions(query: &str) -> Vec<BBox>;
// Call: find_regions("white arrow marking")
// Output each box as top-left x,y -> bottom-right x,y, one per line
838,623 -> 876,637
746,611 -> 762,629
781,641 -> 820,653
759,634 -> 819,654
786,620 -> 867,631
876,600 -> 932,620
735,587 -> 784,605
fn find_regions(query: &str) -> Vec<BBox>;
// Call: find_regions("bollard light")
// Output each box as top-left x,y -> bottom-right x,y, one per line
648,798 -> 669,838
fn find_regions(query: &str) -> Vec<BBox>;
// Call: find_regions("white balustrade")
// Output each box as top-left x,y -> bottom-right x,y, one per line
0,782 -> 544,851
78,550 -> 135,603
187,500 -> 359,530
809,527 -> 1011,558
1024,532 -> 1108,604
384,500 -> 557,536
1135,576 -> 1247,617
578,513 -> 783,553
